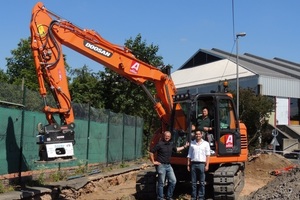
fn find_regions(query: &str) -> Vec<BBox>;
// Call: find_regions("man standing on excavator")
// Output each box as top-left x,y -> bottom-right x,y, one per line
187,130 -> 210,200
150,131 -> 189,200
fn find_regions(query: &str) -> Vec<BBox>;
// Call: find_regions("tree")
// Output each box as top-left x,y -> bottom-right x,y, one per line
238,88 -> 275,151
0,69 -> 8,82
69,65 -> 103,108
6,37 -> 71,91
98,34 -> 166,140
99,34 -> 164,112
6,37 -> 38,90
3,37 -> 75,111
124,34 -> 164,67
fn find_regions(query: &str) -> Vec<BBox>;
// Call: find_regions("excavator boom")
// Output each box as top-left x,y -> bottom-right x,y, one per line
30,2 -> 185,161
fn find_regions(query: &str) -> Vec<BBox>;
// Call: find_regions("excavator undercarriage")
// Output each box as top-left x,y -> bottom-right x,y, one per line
213,163 -> 245,199
135,163 -> 245,200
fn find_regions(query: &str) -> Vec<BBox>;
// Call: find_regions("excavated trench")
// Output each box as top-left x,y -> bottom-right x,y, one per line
24,166 -> 300,200
3,153 -> 300,200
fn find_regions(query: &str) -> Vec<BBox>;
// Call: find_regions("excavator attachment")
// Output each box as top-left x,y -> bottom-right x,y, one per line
35,123 -> 76,163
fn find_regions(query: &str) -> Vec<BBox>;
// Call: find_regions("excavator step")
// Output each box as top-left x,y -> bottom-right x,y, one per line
214,164 -> 240,177
213,176 -> 234,184
214,193 -> 236,200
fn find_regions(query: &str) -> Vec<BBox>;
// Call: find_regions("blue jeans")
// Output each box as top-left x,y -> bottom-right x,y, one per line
191,163 -> 205,200
156,164 -> 177,200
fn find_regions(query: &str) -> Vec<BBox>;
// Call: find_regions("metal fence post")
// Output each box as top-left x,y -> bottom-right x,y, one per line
85,103 -> 91,170
122,113 -> 125,163
134,116 -> 137,160
106,110 -> 110,166
18,80 -> 26,184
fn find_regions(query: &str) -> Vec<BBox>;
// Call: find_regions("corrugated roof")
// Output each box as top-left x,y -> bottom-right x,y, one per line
171,59 -> 255,88
192,48 -> 300,80
173,48 -> 300,98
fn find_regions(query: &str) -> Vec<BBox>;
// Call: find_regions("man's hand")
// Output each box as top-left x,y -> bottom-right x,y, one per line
153,161 -> 161,166
185,141 -> 190,148
205,165 -> 209,171
187,165 -> 190,172
204,127 -> 212,131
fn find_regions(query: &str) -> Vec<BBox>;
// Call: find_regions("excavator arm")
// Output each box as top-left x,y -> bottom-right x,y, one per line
30,2 -> 185,160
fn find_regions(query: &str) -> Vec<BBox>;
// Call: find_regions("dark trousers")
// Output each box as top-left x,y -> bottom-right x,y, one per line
191,162 -> 205,200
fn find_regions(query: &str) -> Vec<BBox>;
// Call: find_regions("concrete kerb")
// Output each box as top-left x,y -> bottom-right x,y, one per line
0,187 -> 52,200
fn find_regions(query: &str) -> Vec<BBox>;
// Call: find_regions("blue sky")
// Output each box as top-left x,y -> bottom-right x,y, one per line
1,1 -> 299,73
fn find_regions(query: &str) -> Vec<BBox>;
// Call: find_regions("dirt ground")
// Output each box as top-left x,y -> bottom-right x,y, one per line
38,153 -> 299,200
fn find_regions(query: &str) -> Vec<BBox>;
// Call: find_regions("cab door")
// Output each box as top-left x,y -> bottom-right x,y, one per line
216,98 -> 241,155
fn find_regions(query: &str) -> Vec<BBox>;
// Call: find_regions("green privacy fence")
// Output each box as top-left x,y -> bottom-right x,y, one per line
0,89 -> 144,176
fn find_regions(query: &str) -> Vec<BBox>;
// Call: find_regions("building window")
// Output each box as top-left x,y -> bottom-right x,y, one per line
290,98 -> 300,124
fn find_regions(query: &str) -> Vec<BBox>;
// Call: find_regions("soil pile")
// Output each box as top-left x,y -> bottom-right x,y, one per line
245,153 -> 294,178
243,153 -> 300,200
246,167 -> 300,200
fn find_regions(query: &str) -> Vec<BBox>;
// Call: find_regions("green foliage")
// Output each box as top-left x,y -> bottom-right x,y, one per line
6,37 -> 38,91
238,88 -> 275,149
0,69 -> 8,83
4,34 -> 164,132
49,170 -> 67,182
97,34 -> 165,145
0,81 -> 49,111
37,172 -> 46,185
5,37 -> 71,100
74,159 -> 87,175
120,163 -> 129,168
0,182 -> 4,194
124,33 -> 164,67
0,82 -> 23,105
35,164 -> 48,185
3,35 -> 164,156
0,182 -> 14,194
69,65 -> 104,108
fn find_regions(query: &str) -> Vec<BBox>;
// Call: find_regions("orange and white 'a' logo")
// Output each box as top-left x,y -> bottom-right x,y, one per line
130,61 -> 140,74
225,134 -> 233,148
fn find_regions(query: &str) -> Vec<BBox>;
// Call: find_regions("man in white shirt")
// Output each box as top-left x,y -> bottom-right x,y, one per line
187,130 -> 210,200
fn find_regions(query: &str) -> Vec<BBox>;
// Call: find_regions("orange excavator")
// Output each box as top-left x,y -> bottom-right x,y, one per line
30,2 -> 248,199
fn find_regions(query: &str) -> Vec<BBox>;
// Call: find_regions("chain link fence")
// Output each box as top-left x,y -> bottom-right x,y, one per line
0,82 -> 144,176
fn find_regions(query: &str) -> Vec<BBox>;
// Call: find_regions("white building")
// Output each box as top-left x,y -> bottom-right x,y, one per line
171,48 -> 300,152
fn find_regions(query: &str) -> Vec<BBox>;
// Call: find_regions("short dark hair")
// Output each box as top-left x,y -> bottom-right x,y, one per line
202,106 -> 209,111
195,129 -> 202,134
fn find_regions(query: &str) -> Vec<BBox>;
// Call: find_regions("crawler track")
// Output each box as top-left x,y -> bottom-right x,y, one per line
213,164 -> 245,200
